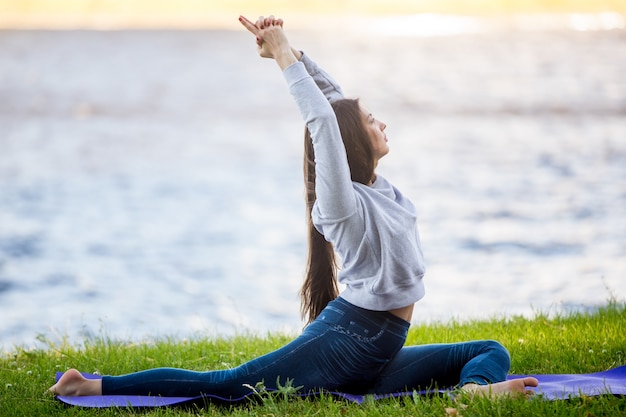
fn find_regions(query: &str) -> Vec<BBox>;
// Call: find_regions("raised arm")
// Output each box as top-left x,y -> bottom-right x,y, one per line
239,16 -> 344,102
238,15 -> 297,70
240,15 -> 356,221
299,53 -> 344,102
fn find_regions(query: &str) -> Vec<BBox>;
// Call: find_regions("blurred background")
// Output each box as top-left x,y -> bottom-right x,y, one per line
0,1 -> 625,351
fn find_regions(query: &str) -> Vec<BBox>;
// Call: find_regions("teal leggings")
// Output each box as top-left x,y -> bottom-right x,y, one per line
102,298 -> 510,399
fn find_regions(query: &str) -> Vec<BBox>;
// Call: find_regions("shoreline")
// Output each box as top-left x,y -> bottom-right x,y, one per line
4,299 -> 622,353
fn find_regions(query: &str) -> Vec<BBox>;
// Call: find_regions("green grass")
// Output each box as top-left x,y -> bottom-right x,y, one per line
1,301 -> 625,416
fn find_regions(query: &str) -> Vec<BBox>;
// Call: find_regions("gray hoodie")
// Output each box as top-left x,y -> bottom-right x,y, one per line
283,54 -> 426,312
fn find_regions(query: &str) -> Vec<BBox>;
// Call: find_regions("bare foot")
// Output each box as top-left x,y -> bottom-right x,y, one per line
48,369 -> 102,396
461,377 -> 539,398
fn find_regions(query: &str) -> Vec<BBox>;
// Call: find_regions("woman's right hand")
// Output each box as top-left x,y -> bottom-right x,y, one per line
239,15 -> 285,59
240,15 -> 303,65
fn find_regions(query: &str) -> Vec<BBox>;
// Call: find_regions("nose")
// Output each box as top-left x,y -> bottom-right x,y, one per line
379,120 -> 386,130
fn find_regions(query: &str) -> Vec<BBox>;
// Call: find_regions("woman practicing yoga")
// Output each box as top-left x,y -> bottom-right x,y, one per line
50,15 -> 538,399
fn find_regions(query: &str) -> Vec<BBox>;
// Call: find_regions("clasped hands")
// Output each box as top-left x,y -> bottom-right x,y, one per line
239,15 -> 289,60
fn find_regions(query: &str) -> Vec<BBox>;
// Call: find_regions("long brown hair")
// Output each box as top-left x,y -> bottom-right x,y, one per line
300,98 -> 375,324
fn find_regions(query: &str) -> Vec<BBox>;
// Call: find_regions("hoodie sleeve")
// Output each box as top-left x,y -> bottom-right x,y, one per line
299,52 -> 344,103
283,61 -> 356,222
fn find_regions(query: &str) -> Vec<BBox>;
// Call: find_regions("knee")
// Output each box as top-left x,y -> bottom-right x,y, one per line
484,340 -> 511,371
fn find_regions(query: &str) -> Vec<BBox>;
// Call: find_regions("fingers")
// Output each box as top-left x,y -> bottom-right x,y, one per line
239,15 -> 259,35
240,14 -> 286,58
258,15 -> 274,29
239,14 -> 283,39
240,14 -> 284,30
254,15 -> 283,29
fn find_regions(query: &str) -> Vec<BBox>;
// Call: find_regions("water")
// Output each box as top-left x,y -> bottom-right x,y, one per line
1,18 -> 625,350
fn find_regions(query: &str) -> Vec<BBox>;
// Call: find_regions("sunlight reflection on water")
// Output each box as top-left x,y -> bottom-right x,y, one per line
334,13 -> 625,37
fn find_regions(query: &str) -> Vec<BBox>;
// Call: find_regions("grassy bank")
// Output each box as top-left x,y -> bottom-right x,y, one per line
1,301 -> 624,416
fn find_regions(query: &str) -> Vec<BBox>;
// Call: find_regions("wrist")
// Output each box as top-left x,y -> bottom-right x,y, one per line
291,47 -> 303,61
275,49 -> 297,70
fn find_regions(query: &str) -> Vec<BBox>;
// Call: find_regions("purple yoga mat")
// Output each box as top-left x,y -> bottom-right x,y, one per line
55,365 -> 626,408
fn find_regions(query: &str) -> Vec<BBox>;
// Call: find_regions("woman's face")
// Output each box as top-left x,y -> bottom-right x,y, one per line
360,104 -> 389,162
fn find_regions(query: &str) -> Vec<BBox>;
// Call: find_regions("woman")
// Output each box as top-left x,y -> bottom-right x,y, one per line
49,15 -> 538,399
